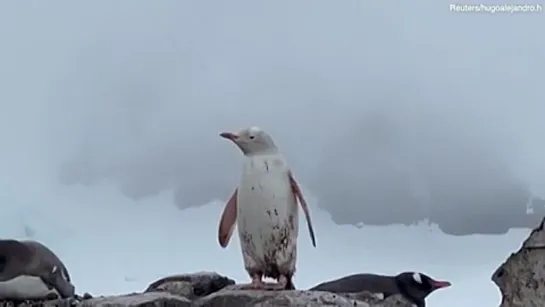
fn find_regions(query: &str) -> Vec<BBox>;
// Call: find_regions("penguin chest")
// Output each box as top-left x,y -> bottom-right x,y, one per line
0,276 -> 58,300
236,158 -> 299,268
237,172 -> 298,235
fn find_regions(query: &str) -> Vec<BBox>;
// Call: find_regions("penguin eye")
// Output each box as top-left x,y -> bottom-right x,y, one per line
249,135 -> 255,140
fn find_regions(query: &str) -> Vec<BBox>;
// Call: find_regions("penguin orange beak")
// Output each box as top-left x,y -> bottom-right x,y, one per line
432,280 -> 451,289
220,132 -> 239,141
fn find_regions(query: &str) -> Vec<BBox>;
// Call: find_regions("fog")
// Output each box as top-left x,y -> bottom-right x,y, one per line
1,1 -> 543,232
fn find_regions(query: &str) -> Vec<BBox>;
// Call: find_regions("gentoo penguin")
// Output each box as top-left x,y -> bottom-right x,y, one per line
0,239 -> 75,300
309,272 -> 451,307
217,126 -> 316,290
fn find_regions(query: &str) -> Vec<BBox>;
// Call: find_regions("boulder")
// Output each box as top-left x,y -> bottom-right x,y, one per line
80,292 -> 191,307
0,297 -> 79,307
144,271 -> 236,299
0,272 -> 417,306
141,273 -> 415,307
492,217 -> 545,307
195,288 -> 412,307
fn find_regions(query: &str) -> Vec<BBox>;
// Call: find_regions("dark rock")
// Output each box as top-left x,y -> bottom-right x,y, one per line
0,272 -> 426,306
0,297 -> 78,307
492,217 -> 545,307
138,272 -> 416,306
79,292 -> 191,307
195,289 -> 413,307
145,272 -> 235,299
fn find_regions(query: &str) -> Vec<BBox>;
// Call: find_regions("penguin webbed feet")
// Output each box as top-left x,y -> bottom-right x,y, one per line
240,274 -> 294,291
237,274 -> 266,290
266,275 -> 292,291
258,275 -> 293,291
250,275 -> 265,289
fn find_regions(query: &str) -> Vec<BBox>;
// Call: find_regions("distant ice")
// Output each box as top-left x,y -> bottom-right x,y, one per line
0,181 -> 529,306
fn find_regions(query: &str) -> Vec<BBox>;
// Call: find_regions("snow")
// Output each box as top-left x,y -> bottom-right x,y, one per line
0,180 -> 530,307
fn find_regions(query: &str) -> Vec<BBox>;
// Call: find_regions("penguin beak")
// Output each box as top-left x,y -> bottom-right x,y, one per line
220,132 -> 239,141
431,280 -> 451,289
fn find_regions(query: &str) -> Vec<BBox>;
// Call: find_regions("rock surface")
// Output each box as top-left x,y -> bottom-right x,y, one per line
492,217 -> 545,307
0,272 -> 415,306
141,273 -> 415,306
81,292 -> 192,307
196,289 -> 411,307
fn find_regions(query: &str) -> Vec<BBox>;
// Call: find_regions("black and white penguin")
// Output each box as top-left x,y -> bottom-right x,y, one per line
309,271 -> 450,307
0,239 -> 75,300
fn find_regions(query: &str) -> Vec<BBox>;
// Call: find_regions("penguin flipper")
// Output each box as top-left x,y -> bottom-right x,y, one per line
289,171 -> 316,247
218,189 -> 238,248
44,265 -> 76,298
39,275 -> 55,290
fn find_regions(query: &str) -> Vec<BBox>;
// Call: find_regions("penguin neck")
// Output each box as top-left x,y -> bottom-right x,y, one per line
243,148 -> 279,157
395,278 -> 426,307
242,151 -> 286,174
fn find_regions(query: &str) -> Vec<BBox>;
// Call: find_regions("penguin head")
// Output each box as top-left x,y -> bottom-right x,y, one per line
220,126 -> 278,156
395,272 -> 451,306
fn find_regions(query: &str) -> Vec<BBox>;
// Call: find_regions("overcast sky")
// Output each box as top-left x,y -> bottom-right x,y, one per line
0,1 -> 543,213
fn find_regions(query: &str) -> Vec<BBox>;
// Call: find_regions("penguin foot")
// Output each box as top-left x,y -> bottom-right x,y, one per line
278,275 -> 289,290
249,275 -> 265,290
266,275 -> 290,291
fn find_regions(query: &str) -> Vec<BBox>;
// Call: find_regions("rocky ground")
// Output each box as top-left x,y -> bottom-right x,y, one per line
1,273 -> 414,307
493,217 -> 545,307
3,217 -> 545,307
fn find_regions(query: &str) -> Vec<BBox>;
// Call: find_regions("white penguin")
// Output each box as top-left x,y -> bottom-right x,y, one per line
217,126 -> 316,290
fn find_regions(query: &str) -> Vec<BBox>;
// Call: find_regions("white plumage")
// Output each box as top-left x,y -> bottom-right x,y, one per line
0,276 -> 58,300
237,153 -> 299,280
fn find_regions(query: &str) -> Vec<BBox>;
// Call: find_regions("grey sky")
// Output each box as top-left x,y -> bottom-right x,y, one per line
0,1 -> 543,223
